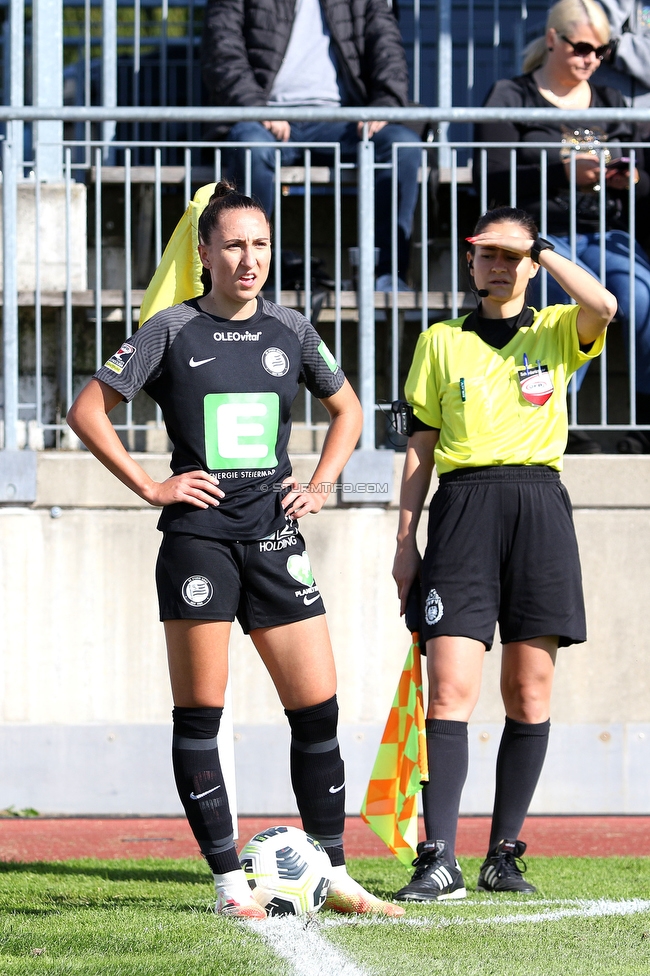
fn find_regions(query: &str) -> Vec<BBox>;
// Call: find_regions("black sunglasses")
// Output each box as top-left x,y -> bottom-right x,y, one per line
560,34 -> 610,60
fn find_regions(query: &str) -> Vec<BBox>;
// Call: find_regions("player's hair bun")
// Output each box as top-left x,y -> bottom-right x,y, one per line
209,179 -> 238,202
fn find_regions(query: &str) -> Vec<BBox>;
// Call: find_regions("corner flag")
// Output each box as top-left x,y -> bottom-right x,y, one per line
360,636 -> 428,867
138,183 -> 216,327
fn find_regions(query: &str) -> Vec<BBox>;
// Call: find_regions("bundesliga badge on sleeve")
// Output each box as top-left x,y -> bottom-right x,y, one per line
517,354 -> 554,407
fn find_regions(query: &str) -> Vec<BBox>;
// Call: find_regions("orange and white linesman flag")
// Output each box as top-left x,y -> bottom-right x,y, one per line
138,182 -> 216,327
360,635 -> 429,868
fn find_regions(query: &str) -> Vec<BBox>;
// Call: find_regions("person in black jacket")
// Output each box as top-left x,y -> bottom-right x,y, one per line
201,0 -> 420,289
475,0 -> 650,446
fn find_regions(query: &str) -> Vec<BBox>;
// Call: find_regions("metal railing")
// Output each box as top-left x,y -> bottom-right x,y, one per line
2,106 -> 650,463
0,0 -> 548,113
0,0 -> 552,154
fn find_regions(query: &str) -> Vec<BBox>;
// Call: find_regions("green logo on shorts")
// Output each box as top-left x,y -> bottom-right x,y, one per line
286,552 -> 314,586
204,392 -> 279,469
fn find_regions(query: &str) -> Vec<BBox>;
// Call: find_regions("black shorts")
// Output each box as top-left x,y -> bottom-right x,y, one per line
420,466 -> 586,650
155,523 -> 325,632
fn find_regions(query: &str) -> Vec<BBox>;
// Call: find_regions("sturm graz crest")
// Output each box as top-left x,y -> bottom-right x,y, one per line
425,587 -> 444,625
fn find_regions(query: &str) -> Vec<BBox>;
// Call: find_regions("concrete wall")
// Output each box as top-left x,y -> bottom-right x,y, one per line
1,452 -> 649,815
0,184 -> 87,291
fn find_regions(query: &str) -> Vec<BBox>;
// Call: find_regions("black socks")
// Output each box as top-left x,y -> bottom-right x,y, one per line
421,719 -> 469,861
416,715 -> 550,860
173,698 -> 347,874
489,716 -> 550,852
172,706 -> 239,875
285,695 -> 345,860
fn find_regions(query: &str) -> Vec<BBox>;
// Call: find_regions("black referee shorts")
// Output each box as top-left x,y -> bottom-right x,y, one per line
420,465 -> 586,650
155,523 -> 325,632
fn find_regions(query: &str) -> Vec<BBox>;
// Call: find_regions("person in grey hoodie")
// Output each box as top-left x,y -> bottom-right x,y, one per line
595,0 -> 650,105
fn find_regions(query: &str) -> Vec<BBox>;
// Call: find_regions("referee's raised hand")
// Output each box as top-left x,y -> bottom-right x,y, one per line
466,231 -> 535,257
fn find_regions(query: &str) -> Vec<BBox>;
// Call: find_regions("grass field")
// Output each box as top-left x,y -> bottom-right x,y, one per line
1,856 -> 650,975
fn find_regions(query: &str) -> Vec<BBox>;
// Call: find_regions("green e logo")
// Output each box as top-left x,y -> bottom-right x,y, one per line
204,393 -> 280,469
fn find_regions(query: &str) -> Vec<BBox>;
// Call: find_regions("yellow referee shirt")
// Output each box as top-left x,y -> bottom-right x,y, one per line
405,304 -> 605,474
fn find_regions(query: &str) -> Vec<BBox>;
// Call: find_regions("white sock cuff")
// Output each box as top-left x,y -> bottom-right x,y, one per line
213,868 -> 251,894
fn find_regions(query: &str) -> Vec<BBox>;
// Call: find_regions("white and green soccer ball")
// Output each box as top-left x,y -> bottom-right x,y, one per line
239,825 -> 332,916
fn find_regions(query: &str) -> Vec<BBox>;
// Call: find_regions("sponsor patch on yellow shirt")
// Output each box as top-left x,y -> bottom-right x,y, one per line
518,357 -> 554,407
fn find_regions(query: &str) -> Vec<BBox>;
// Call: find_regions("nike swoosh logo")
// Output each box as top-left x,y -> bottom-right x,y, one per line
303,594 -> 321,606
189,785 -> 221,800
189,357 -> 216,368
329,783 -> 345,793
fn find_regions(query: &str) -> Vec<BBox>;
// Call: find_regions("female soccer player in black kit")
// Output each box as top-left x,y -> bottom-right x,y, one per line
68,181 -> 404,920
392,207 -> 616,902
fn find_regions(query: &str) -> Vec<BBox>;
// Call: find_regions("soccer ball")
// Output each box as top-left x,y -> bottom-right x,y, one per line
239,825 -> 332,916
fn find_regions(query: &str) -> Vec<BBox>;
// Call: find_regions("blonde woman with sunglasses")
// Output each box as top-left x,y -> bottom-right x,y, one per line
476,0 -> 650,451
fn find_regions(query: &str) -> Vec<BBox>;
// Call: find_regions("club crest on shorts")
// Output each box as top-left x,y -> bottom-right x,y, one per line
425,587 -> 444,625
181,576 -> 213,607
262,347 -> 290,377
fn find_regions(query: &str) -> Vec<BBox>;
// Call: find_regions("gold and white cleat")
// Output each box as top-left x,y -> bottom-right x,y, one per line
214,869 -> 267,920
325,871 -> 405,917
215,887 -> 267,920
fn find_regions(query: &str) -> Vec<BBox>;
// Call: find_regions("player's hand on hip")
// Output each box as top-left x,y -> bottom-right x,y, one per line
263,120 -> 291,142
392,543 -> 422,615
281,476 -> 328,518
145,471 -> 224,509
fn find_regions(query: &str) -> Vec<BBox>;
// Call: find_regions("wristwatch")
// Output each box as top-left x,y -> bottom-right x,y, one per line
530,238 -> 555,263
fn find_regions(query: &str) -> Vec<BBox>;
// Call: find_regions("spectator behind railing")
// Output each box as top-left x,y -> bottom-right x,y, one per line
475,0 -> 650,453
594,0 -> 650,264
200,0 -> 421,291
595,0 -> 650,107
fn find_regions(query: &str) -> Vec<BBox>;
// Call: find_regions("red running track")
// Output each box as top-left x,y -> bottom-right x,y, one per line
1,816 -> 649,862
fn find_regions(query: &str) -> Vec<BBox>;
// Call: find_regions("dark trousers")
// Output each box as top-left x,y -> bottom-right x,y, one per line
226,120 -> 422,279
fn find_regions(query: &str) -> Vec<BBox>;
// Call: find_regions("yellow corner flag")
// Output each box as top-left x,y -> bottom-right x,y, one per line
138,182 -> 216,327
360,636 -> 429,868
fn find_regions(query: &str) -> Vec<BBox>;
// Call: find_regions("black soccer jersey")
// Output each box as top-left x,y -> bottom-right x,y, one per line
94,298 -> 345,540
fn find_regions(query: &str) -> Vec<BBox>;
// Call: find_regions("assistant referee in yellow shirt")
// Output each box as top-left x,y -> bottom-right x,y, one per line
392,206 -> 616,903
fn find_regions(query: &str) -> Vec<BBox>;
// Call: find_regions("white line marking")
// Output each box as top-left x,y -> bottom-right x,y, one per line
320,898 -> 650,930
248,916 -> 368,976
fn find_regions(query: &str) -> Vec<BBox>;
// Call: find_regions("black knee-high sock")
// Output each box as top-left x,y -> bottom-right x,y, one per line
421,719 -> 469,861
172,706 -> 240,875
285,695 -> 346,866
489,716 -> 550,852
